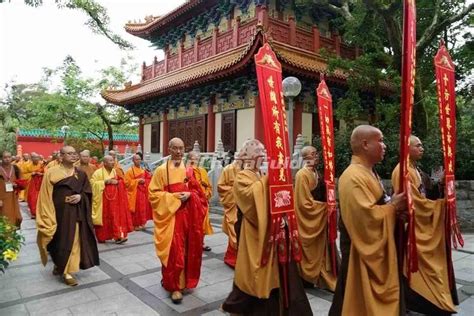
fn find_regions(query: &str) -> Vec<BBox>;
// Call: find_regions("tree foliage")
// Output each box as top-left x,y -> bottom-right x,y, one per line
0,0 -> 133,49
0,55 -> 139,151
300,0 -> 473,179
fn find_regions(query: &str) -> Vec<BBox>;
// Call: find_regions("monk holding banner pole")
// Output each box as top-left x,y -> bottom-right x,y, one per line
221,43 -> 311,315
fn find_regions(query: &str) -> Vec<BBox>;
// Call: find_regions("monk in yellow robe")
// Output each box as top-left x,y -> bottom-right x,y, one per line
187,151 -> 213,251
148,138 -> 207,304
124,154 -> 152,230
36,146 -> 99,286
18,153 -> 32,201
217,155 -> 242,268
222,139 -> 311,315
392,135 -> 458,315
25,153 -> 44,219
75,150 -> 97,180
45,151 -> 61,171
294,146 -> 337,291
108,150 -> 125,178
0,151 -> 24,227
91,155 -> 133,244
329,125 -> 407,316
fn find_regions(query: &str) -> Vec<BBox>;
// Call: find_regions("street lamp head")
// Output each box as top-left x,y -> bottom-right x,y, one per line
282,76 -> 302,98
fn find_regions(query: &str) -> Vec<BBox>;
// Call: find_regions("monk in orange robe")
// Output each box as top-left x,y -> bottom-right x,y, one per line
217,154 -> 242,268
295,146 -> 337,291
75,150 -> 97,180
91,155 -> 132,244
18,153 -> 32,201
392,135 -> 458,315
187,151 -> 213,251
26,153 -> 44,219
124,154 -> 152,230
148,138 -> 207,304
0,151 -> 24,227
329,125 -> 407,316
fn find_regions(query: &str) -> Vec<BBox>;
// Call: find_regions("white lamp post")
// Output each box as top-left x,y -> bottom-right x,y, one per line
282,76 -> 302,152
60,125 -> 70,145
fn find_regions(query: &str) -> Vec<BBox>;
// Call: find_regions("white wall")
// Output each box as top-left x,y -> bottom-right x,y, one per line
159,122 -> 164,154
143,124 -> 152,154
302,113 -> 313,145
215,112 -> 222,147
236,108 -> 255,148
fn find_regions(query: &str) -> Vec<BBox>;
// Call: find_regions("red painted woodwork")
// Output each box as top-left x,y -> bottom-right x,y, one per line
168,116 -> 207,152
217,29 -> 233,54
206,104 -> 215,152
254,96 -> 265,146
163,113 -> 169,156
139,118 -> 144,149
182,47 -> 195,67
221,111 -> 236,152
198,38 -> 213,60
168,55 -> 179,72
151,122 -> 160,153
296,29 -> 313,52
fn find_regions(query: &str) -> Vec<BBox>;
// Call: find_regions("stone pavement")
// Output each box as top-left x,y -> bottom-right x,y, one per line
0,204 -> 473,316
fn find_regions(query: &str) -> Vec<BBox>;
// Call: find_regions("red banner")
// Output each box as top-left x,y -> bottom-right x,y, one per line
434,42 -> 464,256
254,43 -> 302,268
398,0 -> 418,277
255,43 -> 302,308
316,78 -> 338,277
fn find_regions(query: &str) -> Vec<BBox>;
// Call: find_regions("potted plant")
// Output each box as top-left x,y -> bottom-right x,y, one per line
0,216 -> 24,272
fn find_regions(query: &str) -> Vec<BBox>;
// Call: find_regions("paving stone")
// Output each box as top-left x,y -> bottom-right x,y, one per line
0,287 -> 21,303
200,266 -> 234,284
201,310 -> 226,316
209,244 -> 227,254
452,250 -> 471,261
0,303 -> 29,316
137,258 -> 161,270
74,266 -> 110,284
192,279 -> 233,303
68,292 -> 159,315
145,284 -> 170,299
161,294 -> 207,313
114,262 -> 147,275
458,297 -> 474,316
89,282 -> 128,299
131,272 -> 162,288
17,277 -> 70,298
203,233 -> 227,247
25,288 -> 98,315
34,308 -> 73,316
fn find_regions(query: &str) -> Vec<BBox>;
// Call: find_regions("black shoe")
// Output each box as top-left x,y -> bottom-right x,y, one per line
203,245 -> 212,251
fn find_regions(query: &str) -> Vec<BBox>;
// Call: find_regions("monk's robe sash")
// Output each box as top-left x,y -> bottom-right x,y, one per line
162,170 -> 206,290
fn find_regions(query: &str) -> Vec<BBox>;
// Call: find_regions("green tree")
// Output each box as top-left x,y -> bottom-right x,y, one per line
0,0 -> 133,49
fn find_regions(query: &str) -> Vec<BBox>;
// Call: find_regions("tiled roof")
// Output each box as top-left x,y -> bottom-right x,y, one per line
125,0 -> 205,36
18,129 -> 138,141
102,35 -> 259,105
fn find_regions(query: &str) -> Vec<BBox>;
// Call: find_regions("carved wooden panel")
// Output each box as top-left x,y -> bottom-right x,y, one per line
296,30 -> 313,51
182,48 -> 195,67
150,122 -> 160,153
142,66 -> 153,81
168,116 -> 207,152
269,22 -> 289,42
217,30 -> 233,54
155,61 -> 165,76
320,37 -> 336,53
168,55 -> 179,72
238,22 -> 257,45
198,39 -> 212,60
221,111 -> 236,152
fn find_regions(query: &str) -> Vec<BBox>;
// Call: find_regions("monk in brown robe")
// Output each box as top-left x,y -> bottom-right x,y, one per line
392,135 -> 458,315
75,150 -> 97,180
187,151 -> 213,251
217,153 -> 242,268
294,146 -> 337,291
36,146 -> 99,286
26,153 -> 44,219
222,139 -> 311,316
329,125 -> 407,316
148,138 -> 207,304
0,151 -> 23,227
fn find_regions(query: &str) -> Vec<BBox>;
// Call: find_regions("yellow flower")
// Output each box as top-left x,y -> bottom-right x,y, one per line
3,249 -> 18,261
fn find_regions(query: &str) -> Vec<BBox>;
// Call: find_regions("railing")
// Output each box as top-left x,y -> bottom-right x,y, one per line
140,9 -> 358,81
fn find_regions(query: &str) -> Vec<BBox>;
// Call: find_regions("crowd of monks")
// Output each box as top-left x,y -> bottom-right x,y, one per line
0,125 -> 459,315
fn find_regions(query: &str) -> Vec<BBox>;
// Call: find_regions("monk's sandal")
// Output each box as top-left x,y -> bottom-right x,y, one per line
171,291 -> 183,304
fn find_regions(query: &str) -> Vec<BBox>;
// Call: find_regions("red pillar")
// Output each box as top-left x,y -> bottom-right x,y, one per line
206,103 -> 215,152
139,116 -> 144,150
162,112 -> 169,156
293,101 -> 303,145
254,96 -> 265,146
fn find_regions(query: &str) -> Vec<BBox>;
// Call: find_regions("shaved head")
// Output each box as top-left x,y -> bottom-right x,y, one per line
301,146 -> 317,158
103,155 -> 115,170
169,137 -> 185,161
409,135 -> 424,161
169,137 -> 184,148
350,125 -> 381,154
350,125 -> 386,166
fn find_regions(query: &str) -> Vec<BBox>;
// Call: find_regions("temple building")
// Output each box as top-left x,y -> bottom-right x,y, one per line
102,0 -> 364,156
